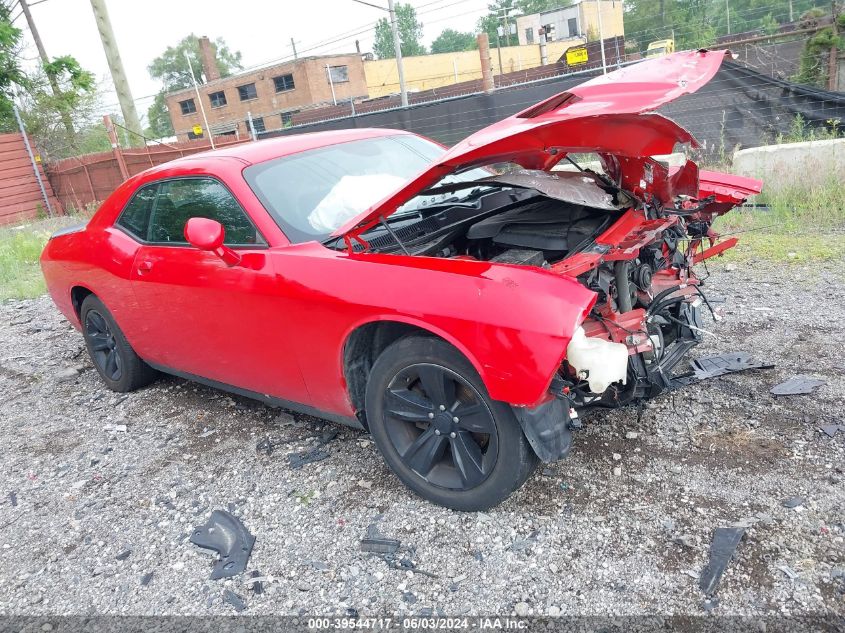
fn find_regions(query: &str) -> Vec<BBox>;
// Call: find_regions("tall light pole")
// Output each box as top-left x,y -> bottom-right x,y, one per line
387,0 -> 408,107
89,0 -> 143,143
595,0 -> 607,74
351,0 -> 408,107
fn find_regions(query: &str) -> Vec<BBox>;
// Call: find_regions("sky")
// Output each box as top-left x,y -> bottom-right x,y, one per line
16,0 -> 492,121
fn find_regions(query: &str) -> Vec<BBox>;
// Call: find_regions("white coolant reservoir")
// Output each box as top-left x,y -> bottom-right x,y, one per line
565,326 -> 629,394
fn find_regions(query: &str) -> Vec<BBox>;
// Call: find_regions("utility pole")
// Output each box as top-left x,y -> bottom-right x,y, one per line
495,27 -> 505,74
726,0 -> 731,34
184,50 -> 215,149
830,0 -> 840,91
596,0 -> 607,74
291,37 -> 298,59
89,0 -> 143,144
387,0 -> 408,107
19,0 -> 75,136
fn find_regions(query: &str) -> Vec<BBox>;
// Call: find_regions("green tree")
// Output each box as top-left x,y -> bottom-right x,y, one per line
146,34 -> 242,138
430,28 -> 478,53
517,0 -> 566,14
373,3 -> 426,59
0,1 -> 28,132
476,0 -> 518,46
1,2 -> 98,156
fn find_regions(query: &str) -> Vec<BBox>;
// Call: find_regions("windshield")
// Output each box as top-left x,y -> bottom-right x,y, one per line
243,134 -> 486,244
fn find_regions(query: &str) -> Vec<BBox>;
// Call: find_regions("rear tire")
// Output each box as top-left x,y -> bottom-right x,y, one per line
80,295 -> 157,392
365,336 -> 538,511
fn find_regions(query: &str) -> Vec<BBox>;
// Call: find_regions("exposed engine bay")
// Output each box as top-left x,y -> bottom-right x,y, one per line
344,161 -> 759,411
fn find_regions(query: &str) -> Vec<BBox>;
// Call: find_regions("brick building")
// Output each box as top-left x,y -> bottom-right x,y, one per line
165,38 -> 369,141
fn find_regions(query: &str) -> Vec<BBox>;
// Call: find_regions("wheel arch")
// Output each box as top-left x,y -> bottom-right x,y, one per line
341,316 -> 486,428
70,285 -> 96,319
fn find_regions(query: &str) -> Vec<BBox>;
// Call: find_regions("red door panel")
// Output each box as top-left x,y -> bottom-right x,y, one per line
126,244 -> 311,405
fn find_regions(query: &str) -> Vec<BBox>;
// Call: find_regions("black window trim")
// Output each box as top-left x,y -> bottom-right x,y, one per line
179,98 -> 197,115
114,176 -> 268,250
208,90 -> 227,108
237,83 -> 258,101
273,73 -> 295,93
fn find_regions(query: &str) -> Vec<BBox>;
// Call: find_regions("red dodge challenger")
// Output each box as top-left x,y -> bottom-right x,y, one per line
42,51 -> 761,510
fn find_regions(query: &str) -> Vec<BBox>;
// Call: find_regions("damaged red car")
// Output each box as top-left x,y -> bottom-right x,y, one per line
42,50 -> 761,510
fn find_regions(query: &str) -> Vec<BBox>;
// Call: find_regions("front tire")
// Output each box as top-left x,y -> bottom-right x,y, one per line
365,336 -> 538,511
80,295 -> 157,392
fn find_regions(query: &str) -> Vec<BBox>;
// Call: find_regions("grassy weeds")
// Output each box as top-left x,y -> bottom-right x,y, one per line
0,227 -> 52,301
0,216 -> 88,302
713,170 -> 845,263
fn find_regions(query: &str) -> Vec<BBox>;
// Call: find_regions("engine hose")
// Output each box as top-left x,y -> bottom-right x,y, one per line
614,261 -> 633,313
646,296 -> 686,318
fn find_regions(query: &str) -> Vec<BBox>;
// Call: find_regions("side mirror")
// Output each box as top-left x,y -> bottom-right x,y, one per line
184,217 -> 241,266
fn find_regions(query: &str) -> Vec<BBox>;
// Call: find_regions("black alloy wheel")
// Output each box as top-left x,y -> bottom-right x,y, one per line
382,363 -> 499,490
80,294 -> 158,392
85,309 -> 122,381
365,336 -> 538,511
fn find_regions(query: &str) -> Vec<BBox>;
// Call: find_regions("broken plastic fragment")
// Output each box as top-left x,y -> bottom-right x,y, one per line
361,537 -> 401,554
782,496 -> 805,509
770,376 -> 826,396
699,527 -> 745,595
692,352 -> 774,379
223,589 -> 247,612
287,447 -> 329,469
190,510 -> 255,580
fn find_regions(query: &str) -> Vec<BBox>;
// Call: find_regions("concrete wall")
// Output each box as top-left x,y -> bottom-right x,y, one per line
732,138 -> 845,193
363,40 -> 582,98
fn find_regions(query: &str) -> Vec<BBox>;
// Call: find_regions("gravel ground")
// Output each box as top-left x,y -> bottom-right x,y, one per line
0,259 -> 843,618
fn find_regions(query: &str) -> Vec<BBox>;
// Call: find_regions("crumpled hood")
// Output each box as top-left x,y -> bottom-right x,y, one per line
333,49 -> 731,240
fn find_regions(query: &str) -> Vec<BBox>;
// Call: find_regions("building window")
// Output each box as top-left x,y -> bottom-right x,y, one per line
179,99 -> 196,115
568,17 -> 578,37
327,65 -> 349,83
525,27 -> 534,44
209,90 -> 227,108
237,83 -> 258,101
281,110 -> 299,128
273,74 -> 295,92
246,116 -> 265,134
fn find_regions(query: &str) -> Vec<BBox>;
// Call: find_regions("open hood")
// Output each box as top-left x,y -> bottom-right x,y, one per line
333,49 -> 731,240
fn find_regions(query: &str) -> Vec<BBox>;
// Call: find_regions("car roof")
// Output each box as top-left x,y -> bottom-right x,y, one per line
164,127 -> 411,170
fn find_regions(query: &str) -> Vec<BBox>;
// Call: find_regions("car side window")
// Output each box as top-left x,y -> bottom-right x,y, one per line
146,178 -> 262,246
116,184 -> 157,239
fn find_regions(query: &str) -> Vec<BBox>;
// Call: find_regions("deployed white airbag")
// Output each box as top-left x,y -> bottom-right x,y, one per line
565,326 -> 629,394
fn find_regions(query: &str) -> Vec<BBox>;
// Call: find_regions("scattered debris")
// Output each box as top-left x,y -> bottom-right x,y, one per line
103,424 -> 127,433
699,527 -> 745,596
770,376 -> 826,396
782,496 -> 805,509
776,565 -> 799,580
114,549 -> 131,561
55,367 -> 80,382
287,447 -> 330,470
345,607 -> 359,618
8,491 -> 16,507
256,438 -> 274,456
190,510 -> 255,580
140,572 -> 153,586
692,352 -> 774,380
612,467 -> 622,477
247,570 -> 265,594
222,589 -> 247,612
509,531 -> 540,552
401,591 -> 417,604
625,431 -> 639,439
199,429 -> 218,438
819,424 -> 844,438
361,537 -> 401,555
673,534 -> 695,548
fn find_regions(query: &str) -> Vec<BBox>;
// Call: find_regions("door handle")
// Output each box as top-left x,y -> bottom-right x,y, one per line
137,260 -> 153,274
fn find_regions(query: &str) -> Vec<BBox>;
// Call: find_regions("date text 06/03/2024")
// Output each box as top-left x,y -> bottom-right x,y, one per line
306,618 -> 528,630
